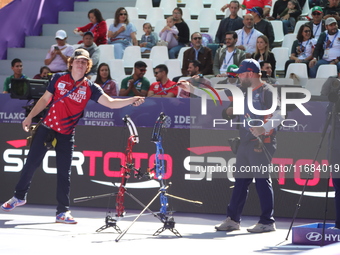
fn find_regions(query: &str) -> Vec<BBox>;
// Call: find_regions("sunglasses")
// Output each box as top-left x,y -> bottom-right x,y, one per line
303,30 -> 311,33
312,12 -> 321,15
154,71 -> 162,75
139,69 -> 146,72
193,37 -> 202,40
120,13 -> 127,16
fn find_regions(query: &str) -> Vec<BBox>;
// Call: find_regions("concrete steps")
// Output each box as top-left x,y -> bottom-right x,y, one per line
42,23 -> 83,37
25,36 -> 80,49
58,11 -> 114,24
7,48 -> 48,62
0,59 -> 45,78
74,1 -> 135,12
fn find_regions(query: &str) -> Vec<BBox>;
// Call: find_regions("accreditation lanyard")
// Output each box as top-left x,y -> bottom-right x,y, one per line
222,49 -> 236,69
159,82 -> 168,95
101,79 -> 110,88
299,39 -> 310,53
241,28 -> 255,46
324,30 -> 339,49
314,22 -> 321,37
90,23 -> 98,31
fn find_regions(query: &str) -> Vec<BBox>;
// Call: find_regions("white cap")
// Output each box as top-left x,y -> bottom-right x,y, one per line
55,30 -> 67,40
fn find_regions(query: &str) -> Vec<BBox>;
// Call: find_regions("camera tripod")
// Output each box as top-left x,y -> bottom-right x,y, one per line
284,102 -> 339,246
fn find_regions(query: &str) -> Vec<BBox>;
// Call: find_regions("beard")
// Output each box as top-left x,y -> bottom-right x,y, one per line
240,78 -> 252,88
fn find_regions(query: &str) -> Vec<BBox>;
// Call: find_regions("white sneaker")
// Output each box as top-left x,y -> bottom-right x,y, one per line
157,40 -> 168,47
215,217 -> 240,231
247,223 -> 276,233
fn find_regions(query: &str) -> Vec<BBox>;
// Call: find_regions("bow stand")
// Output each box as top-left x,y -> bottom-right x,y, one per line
74,115 -> 158,233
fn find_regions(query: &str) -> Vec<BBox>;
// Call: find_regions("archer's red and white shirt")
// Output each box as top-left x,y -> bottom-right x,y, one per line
44,72 -> 103,134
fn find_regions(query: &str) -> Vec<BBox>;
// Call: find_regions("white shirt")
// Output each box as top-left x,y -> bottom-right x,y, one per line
313,23 -> 322,40
297,38 -> 317,60
220,50 -> 235,74
45,44 -> 74,72
235,28 -> 263,54
323,30 -> 340,61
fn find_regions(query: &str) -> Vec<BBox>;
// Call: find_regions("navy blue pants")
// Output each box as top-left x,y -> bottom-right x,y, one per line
227,140 -> 276,224
14,125 -> 74,214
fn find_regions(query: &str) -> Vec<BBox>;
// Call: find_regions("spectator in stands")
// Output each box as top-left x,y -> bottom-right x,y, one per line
33,66 -> 51,80
215,1 -> 244,44
169,7 -> 190,59
107,7 -> 138,59
221,0 -> 272,16
251,35 -> 276,77
74,8 -> 108,46
140,22 -> 157,53
77,31 -> 100,79
309,17 -> 340,78
279,0 -> 302,34
181,32 -> 213,76
177,60 -> 212,98
215,64 -> 241,86
285,24 -> 316,76
44,30 -> 74,73
94,63 -> 118,97
323,0 -> 340,25
305,6 -> 325,40
2,58 -> 27,94
248,7 -> 275,48
120,61 -> 150,97
235,14 -> 263,58
213,31 -> 246,76
260,62 -> 278,85
269,0 -> 305,19
147,64 -> 178,97
158,16 -> 179,50
268,0 -> 289,20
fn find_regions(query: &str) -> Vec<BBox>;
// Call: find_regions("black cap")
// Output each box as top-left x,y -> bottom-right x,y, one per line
83,31 -> 94,37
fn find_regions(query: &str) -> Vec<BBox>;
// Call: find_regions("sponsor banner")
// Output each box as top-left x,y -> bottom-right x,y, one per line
0,124 -> 335,219
292,223 -> 340,245
0,94 -> 328,132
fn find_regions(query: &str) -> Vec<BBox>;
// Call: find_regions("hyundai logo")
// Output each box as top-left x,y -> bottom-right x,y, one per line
306,232 -> 323,242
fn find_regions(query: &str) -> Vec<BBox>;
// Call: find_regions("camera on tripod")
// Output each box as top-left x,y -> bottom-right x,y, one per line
10,78 -> 49,123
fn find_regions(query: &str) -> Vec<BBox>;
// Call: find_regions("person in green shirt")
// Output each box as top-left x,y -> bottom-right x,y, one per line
119,61 -> 150,97
3,58 -> 27,93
